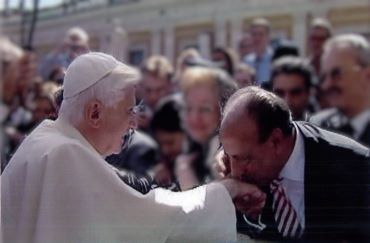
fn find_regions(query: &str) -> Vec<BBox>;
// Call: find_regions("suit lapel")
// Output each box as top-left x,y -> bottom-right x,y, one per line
296,122 -> 324,238
359,121 -> 370,146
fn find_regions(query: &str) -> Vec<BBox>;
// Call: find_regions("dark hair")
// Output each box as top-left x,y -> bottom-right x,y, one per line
271,57 -> 313,91
151,95 -> 183,133
212,47 -> 235,76
224,86 -> 293,142
272,40 -> 299,61
53,88 -> 64,110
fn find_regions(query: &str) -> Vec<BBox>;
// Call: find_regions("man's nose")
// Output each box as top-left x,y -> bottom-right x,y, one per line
320,76 -> 332,91
129,115 -> 138,129
230,160 -> 243,179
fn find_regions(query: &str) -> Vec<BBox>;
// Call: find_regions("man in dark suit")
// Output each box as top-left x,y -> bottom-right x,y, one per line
218,86 -> 370,241
310,34 -> 370,147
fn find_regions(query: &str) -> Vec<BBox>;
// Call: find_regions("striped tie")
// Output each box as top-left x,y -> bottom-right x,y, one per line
270,178 -> 303,238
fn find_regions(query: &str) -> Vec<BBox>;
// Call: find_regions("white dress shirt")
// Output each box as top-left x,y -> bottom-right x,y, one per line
350,109 -> 370,140
278,124 -> 305,229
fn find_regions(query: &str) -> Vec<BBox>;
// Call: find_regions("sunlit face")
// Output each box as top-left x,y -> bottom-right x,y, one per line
239,36 -> 254,58
212,51 -> 229,73
183,85 -> 221,144
141,74 -> 171,109
101,85 -> 136,155
220,114 -> 283,187
155,130 -> 185,163
272,74 -> 309,120
234,70 -> 254,88
309,27 -> 330,57
321,46 -> 367,112
250,26 -> 269,52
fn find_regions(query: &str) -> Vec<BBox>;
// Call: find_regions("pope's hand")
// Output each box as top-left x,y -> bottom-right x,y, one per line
219,179 -> 266,219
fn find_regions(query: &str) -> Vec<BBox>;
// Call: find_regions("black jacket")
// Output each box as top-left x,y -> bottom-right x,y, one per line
310,108 -> 370,147
238,122 -> 370,241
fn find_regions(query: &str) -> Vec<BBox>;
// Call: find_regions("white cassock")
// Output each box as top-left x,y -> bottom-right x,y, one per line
2,119 -> 236,243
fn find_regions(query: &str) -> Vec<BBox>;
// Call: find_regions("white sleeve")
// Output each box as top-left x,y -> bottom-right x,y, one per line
153,183 -> 237,243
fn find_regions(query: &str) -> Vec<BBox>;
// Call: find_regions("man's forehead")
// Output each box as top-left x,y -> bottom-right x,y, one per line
222,106 -> 255,135
323,46 -> 357,66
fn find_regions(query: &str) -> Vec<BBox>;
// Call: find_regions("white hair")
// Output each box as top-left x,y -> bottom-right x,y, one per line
58,66 -> 140,125
324,34 -> 370,67
65,27 -> 89,44
0,36 -> 23,63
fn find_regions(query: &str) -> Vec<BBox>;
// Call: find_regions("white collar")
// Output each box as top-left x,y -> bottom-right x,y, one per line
54,118 -> 103,158
279,124 -> 305,182
0,102 -> 9,123
350,109 -> 370,138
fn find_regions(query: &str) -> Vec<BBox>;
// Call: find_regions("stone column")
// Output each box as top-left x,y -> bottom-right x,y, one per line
151,28 -> 161,56
164,25 -> 175,63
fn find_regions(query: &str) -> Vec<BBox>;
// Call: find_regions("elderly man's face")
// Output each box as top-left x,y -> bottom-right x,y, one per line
220,114 -> 282,187
321,46 -> 367,113
101,85 -> 137,155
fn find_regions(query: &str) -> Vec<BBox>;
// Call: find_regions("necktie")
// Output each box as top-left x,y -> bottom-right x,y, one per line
270,178 -> 303,238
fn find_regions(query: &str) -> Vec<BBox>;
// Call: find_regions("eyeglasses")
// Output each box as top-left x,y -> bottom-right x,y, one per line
182,105 -> 217,116
128,100 -> 146,116
320,67 -> 342,82
320,65 -> 363,82
273,87 -> 306,97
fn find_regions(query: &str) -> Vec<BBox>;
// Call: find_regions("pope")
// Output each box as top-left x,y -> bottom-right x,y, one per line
2,52 -> 265,243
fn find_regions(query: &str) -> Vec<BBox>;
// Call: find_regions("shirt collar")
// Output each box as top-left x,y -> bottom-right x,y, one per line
350,109 -> 370,138
279,124 -> 305,182
54,118 -> 103,158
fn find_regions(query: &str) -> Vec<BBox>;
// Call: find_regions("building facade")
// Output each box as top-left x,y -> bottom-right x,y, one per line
2,0 -> 370,65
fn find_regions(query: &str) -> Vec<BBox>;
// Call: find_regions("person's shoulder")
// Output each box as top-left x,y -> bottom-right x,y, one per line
296,121 -> 370,158
309,108 -> 339,125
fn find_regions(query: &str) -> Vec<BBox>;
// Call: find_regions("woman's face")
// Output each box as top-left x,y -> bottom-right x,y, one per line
183,85 -> 220,144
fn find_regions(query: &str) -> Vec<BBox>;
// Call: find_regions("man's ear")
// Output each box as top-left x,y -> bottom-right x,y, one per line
85,100 -> 102,128
268,128 -> 284,150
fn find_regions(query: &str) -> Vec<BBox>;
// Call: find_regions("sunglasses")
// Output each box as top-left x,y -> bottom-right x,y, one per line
273,87 -> 306,97
320,67 -> 342,82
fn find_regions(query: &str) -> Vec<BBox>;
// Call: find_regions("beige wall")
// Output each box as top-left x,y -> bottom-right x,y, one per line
2,0 -> 369,65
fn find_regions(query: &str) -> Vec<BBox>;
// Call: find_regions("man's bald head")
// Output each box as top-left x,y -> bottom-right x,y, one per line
221,86 -> 293,143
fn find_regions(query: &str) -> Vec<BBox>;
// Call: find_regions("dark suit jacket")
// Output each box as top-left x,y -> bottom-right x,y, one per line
106,131 -> 159,175
310,108 -> 370,147
238,122 -> 370,241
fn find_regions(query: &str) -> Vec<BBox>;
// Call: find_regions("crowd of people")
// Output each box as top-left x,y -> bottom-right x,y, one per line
1,16 -> 369,242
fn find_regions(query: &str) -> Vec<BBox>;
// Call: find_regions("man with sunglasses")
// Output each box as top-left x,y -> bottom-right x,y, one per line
310,34 -> 370,146
271,57 -> 314,121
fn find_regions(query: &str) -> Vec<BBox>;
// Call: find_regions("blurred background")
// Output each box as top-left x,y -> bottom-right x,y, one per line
1,0 -> 369,65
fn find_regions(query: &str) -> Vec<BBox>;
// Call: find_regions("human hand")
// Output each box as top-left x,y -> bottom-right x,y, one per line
220,178 -> 266,219
212,149 -> 231,179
